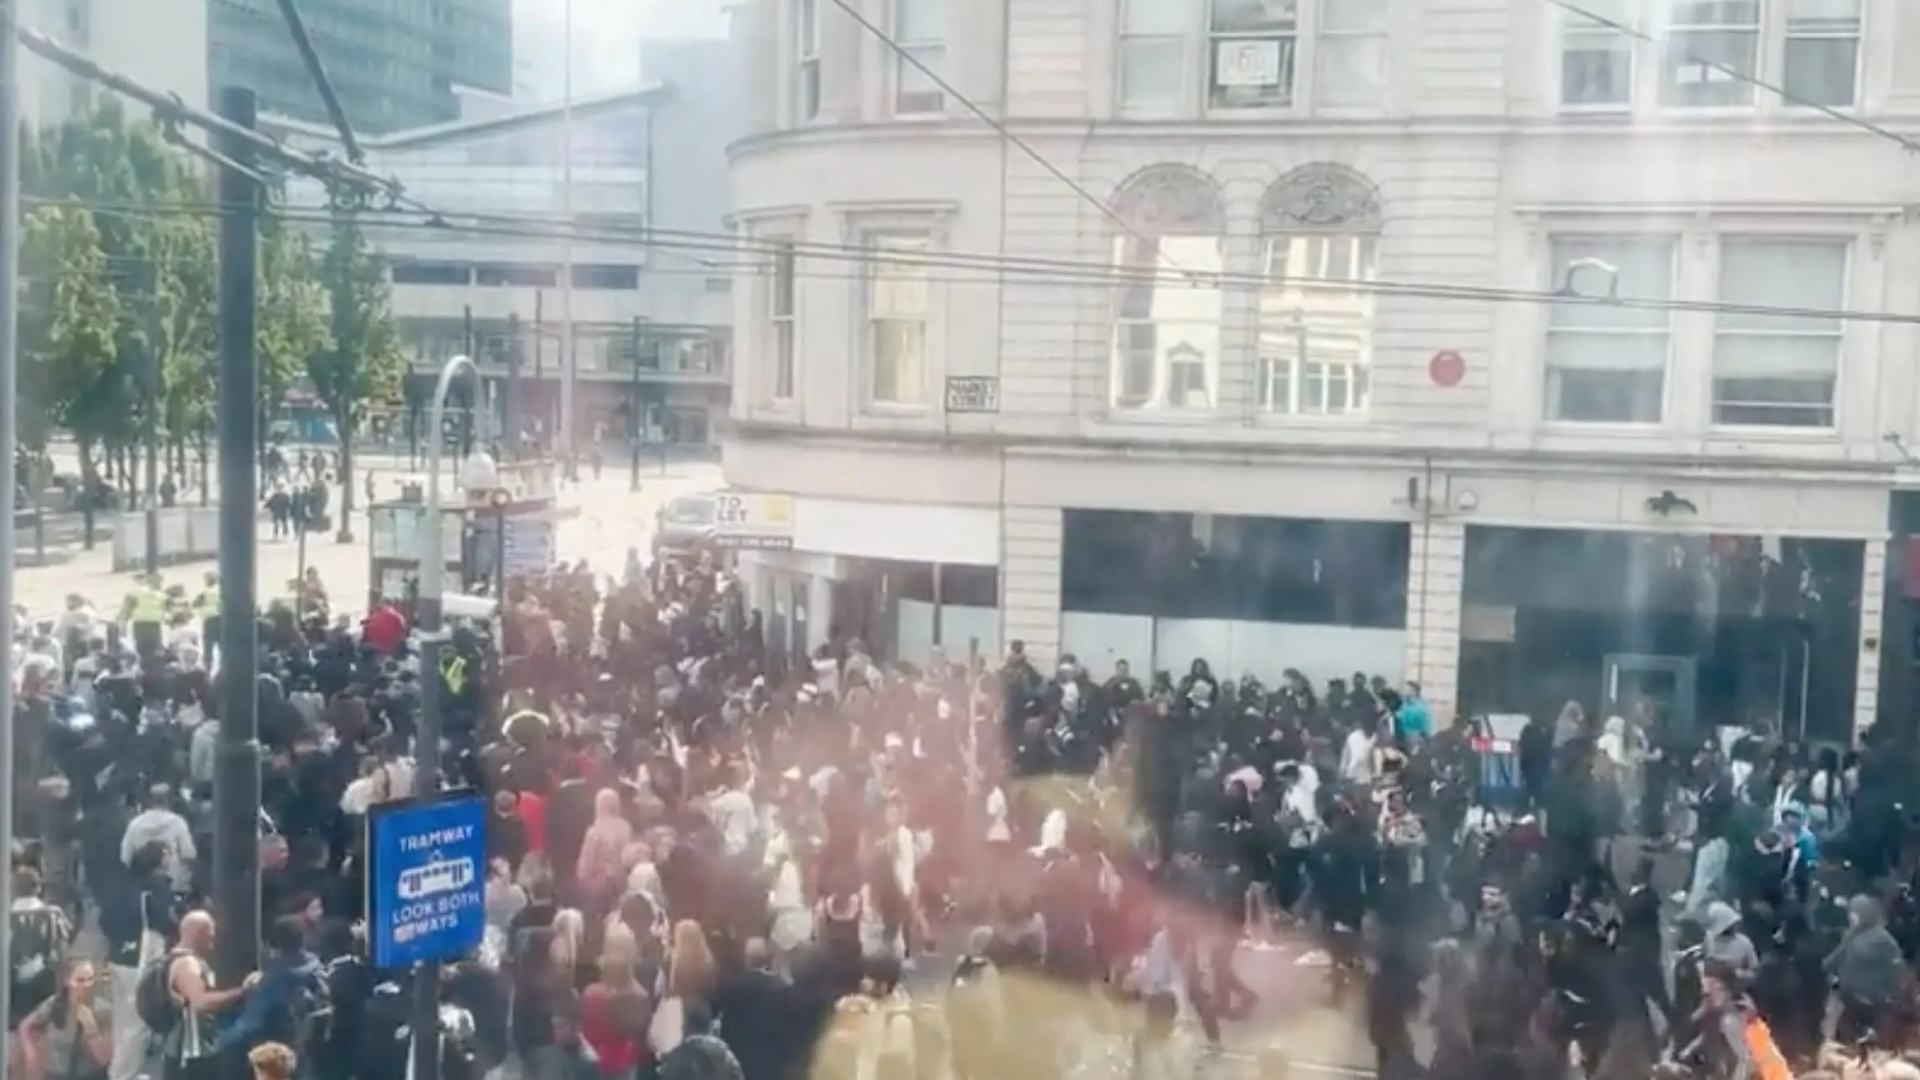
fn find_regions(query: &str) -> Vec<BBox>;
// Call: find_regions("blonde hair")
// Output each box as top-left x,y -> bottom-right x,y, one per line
248,1042 -> 297,1080
669,919 -> 715,998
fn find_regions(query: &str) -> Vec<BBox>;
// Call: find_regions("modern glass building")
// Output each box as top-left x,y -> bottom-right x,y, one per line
208,0 -> 510,132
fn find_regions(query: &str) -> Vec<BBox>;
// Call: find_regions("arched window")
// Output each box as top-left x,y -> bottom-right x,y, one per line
1109,166 -> 1226,413
1257,163 -> 1382,417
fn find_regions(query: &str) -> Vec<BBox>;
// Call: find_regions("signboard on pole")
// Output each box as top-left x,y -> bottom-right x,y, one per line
501,516 -> 555,576
944,376 -> 1000,414
713,491 -> 795,550
366,794 -> 487,969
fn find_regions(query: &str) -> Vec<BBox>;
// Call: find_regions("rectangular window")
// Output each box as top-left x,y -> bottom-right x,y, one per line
1319,0 -> 1389,107
797,0 -> 821,121
1209,0 -> 1296,109
571,264 -> 640,290
1783,0 -> 1861,107
1119,0 -> 1186,111
895,0 -> 945,113
1258,234 -> 1376,416
475,263 -> 557,287
1545,236 -> 1674,423
1713,238 -> 1845,427
391,261 -> 471,285
1561,0 -> 1633,107
1111,235 -> 1224,411
868,235 -> 930,405
1662,0 -> 1760,107
770,241 -> 797,401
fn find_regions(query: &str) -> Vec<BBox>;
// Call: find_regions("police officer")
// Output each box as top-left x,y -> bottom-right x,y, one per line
192,572 -> 220,665
121,574 -> 168,663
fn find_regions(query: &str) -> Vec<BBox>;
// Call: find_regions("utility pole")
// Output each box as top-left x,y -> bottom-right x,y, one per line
559,0 -> 576,479
213,86 -> 262,987
533,289 -> 544,449
143,310 -> 160,575
415,354 -> 477,1080
0,0 -> 23,1070
630,317 -> 642,491
504,311 -> 521,459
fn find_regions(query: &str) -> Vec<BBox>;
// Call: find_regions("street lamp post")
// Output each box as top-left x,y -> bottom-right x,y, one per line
413,353 -> 477,1080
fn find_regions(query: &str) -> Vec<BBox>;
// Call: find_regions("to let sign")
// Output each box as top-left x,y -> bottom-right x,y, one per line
714,491 -> 796,550
945,376 -> 1000,414
366,794 -> 487,969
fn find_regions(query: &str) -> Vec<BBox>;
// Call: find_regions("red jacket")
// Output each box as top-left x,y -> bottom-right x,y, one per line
363,605 -> 408,655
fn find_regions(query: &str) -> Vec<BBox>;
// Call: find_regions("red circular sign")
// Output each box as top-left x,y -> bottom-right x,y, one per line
1429,349 -> 1466,387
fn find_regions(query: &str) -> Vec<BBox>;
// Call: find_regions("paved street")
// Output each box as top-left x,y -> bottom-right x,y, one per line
11,461 -> 724,621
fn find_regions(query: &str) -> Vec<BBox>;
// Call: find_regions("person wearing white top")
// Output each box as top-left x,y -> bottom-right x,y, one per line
1341,725 -> 1377,786
708,779 -> 757,857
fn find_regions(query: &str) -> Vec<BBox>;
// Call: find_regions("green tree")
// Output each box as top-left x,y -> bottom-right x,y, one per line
257,212 -> 332,483
19,205 -> 124,546
308,215 -> 402,541
23,101 -> 217,507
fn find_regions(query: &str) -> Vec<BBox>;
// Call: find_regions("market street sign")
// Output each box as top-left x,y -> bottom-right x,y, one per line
944,376 -> 1000,413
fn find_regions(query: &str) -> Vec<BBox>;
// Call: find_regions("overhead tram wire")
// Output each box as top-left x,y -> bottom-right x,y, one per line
31,193 -> 1920,328
12,23 -> 400,199
817,0 -> 1196,275
1542,0 -> 1920,154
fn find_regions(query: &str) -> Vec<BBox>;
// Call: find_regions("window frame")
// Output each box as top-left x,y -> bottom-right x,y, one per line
1780,0 -> 1864,110
1206,0 -> 1301,112
1541,233 -> 1679,427
1315,0 -> 1390,109
768,239 -> 798,403
1116,0 -> 1192,115
862,231 -> 936,410
1557,0 -> 1637,111
1109,234 -> 1228,415
1256,234 -> 1377,419
795,0 -> 822,124
1710,234 -> 1849,431
1660,0 -> 1763,109
892,0 -> 947,115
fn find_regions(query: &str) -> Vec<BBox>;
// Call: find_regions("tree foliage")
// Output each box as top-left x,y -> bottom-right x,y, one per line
20,101 -> 217,468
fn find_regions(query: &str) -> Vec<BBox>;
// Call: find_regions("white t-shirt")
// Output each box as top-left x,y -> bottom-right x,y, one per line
1341,729 -> 1377,785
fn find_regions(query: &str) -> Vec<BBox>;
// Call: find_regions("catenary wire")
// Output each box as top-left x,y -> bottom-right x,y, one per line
28,194 -> 1920,326
1541,0 -> 1920,154
817,0 -> 1193,275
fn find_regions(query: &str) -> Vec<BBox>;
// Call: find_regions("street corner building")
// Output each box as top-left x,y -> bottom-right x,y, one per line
718,0 -> 1920,748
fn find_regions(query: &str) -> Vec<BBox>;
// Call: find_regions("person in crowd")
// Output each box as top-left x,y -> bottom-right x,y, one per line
14,959 -> 111,1080
120,784 -> 195,896
1828,894 -> 1906,1044
26,520 -> 1920,1080
104,842 -> 177,1080
246,1042 -> 296,1080
161,911 -> 257,1080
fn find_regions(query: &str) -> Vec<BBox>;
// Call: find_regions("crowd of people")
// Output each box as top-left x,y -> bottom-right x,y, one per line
13,540 -> 1920,1080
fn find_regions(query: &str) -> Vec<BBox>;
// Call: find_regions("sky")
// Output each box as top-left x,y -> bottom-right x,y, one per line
513,0 -> 732,101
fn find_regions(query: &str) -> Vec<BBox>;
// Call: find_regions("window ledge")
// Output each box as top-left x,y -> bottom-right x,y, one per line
1538,419 -> 1670,435
1705,425 -> 1840,440
862,402 -> 934,417
1251,411 -> 1370,426
1103,408 -> 1226,425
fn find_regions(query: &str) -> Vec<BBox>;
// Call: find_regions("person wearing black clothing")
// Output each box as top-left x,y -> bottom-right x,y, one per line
1102,660 -> 1144,713
486,789 -> 528,872
713,939 -> 793,1080
105,843 -> 178,1080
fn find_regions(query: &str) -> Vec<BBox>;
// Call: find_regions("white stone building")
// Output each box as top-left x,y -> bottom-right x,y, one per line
723,0 -> 1920,743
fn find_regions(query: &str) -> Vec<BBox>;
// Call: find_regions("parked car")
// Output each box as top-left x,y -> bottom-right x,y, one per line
654,493 -> 718,555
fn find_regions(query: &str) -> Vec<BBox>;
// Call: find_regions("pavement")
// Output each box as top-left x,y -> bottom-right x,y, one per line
10,461 -> 725,621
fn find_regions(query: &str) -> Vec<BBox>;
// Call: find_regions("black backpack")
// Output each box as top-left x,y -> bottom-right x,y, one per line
136,950 -> 188,1035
